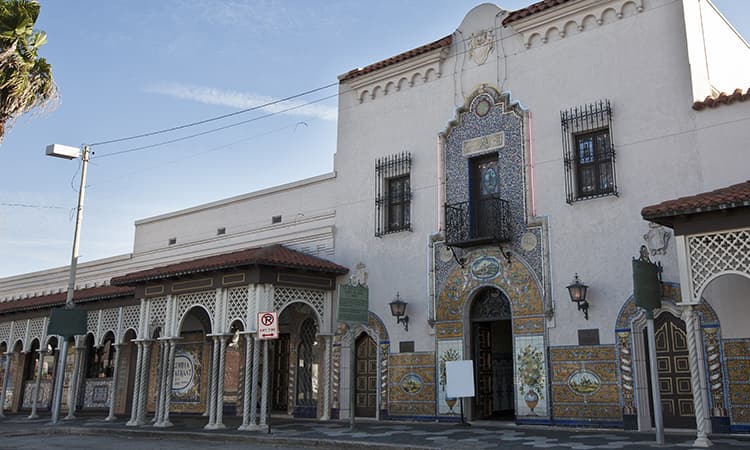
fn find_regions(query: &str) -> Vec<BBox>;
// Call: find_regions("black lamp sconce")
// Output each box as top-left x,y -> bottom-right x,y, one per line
567,273 -> 589,320
389,292 -> 409,332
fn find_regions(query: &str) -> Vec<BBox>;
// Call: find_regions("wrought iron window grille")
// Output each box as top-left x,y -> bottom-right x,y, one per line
561,100 -> 618,203
375,151 -> 412,237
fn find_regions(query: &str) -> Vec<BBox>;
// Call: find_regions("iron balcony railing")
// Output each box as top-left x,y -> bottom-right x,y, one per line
444,196 -> 512,247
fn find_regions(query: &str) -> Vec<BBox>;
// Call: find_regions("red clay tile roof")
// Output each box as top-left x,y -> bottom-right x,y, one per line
502,0 -> 575,25
692,88 -> 750,110
642,180 -> 750,220
0,285 -> 134,315
339,35 -> 452,83
111,244 -> 348,285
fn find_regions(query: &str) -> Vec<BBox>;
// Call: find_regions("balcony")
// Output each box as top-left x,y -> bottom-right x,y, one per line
444,197 -> 512,247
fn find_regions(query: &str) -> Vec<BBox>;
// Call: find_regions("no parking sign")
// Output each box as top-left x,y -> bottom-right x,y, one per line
258,311 -> 279,340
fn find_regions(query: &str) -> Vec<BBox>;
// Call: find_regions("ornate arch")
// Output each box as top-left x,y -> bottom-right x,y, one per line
614,283 -> 725,430
436,248 -> 545,339
332,312 -> 390,419
176,304 -> 214,335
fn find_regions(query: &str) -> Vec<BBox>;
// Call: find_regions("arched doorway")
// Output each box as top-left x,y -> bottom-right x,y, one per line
354,333 -> 377,417
469,287 -> 514,419
175,306 -> 213,413
276,302 -> 321,418
122,329 -> 137,417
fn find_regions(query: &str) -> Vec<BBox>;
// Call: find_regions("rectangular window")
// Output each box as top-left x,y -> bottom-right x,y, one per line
375,151 -> 411,236
562,100 -> 617,203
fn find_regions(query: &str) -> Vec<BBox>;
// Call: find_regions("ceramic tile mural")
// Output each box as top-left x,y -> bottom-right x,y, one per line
515,334 -> 547,417
549,345 -> 621,423
21,380 -> 51,409
436,340 -> 463,416
83,378 -> 112,408
388,352 -> 435,417
723,338 -> 750,426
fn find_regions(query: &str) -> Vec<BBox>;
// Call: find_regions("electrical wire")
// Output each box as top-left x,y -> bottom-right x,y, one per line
88,82 -> 338,147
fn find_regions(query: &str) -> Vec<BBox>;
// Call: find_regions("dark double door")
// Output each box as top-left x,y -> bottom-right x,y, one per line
355,334 -> 378,417
645,312 -> 695,428
472,320 -> 514,419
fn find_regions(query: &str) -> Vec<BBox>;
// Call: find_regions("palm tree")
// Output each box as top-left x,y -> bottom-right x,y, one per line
0,0 -> 57,143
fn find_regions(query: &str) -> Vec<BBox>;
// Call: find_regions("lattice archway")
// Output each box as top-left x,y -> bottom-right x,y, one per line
685,228 -> 750,303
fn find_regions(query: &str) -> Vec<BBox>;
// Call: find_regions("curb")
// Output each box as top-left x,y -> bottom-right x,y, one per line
51,425 -> 437,450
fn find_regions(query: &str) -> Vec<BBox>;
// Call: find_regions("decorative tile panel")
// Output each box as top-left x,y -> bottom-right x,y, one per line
82,378 -> 112,408
549,345 -> 620,423
515,334 -> 547,417
388,352 -> 435,417
436,339 -> 463,416
724,338 -> 750,425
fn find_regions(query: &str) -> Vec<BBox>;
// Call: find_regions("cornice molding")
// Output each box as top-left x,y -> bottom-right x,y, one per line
509,0 -> 644,49
347,47 -> 449,104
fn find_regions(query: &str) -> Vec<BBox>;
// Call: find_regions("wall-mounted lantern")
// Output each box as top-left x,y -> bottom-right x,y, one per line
567,273 -> 589,320
389,292 -> 409,332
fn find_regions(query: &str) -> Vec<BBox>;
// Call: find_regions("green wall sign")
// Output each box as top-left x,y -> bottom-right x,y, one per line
337,284 -> 369,325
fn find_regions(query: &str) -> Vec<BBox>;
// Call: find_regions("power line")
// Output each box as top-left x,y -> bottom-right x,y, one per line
0,202 -> 66,209
93,91 -> 339,159
88,82 -> 338,147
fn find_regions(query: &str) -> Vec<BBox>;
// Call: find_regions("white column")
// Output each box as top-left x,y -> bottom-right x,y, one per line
136,340 -> 152,424
249,334 -> 260,429
204,336 -> 220,429
321,335 -> 332,421
684,306 -> 713,447
65,343 -> 84,420
29,349 -> 46,419
153,340 -> 168,425
258,340 -> 269,431
159,339 -> 177,428
238,333 -> 253,430
0,352 -> 11,418
105,344 -> 123,421
214,335 -> 228,429
126,341 -> 144,426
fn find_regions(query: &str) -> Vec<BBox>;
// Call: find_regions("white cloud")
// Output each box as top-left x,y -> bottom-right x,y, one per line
146,82 -> 337,122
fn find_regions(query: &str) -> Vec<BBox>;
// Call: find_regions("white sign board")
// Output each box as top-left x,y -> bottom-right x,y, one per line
445,360 -> 475,398
257,311 -> 279,340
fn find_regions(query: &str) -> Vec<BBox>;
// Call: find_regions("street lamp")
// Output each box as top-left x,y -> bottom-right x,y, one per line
45,144 -> 90,424
566,273 -> 589,320
388,292 -> 409,332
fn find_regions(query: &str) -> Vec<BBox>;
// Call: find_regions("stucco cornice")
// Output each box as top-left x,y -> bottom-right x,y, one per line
507,0 -> 644,49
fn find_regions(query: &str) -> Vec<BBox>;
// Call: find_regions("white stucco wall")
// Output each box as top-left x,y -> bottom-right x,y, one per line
702,274 -> 750,339
683,0 -> 750,100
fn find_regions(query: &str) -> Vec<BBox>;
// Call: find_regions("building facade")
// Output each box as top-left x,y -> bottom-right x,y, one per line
1,0 -> 750,443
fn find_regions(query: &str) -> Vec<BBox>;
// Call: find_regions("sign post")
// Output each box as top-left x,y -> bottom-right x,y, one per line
633,247 -> 664,445
446,360 -> 475,426
257,312 -> 279,433
337,283 -> 369,431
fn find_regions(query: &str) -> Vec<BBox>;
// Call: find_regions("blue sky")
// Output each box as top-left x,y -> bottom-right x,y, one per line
0,0 -> 748,278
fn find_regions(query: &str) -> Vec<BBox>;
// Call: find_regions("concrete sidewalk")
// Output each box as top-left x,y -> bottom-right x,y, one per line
2,413 -> 750,449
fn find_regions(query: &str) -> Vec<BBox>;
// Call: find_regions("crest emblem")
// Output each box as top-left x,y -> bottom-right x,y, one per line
469,29 -> 495,65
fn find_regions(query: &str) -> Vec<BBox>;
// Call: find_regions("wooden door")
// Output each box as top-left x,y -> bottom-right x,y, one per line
646,312 -> 695,428
473,322 -> 493,418
355,334 -> 378,417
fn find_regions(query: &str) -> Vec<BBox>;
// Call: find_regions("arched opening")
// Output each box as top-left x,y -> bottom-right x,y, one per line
702,273 -> 750,339
175,306 -> 212,413
354,332 -> 378,417
225,320 -> 244,416
469,287 -> 514,420
0,341 -> 8,412
276,302 -> 321,418
121,329 -> 137,416
21,339 -> 40,410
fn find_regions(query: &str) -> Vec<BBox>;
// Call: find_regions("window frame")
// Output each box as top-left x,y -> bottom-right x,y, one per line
561,100 -> 618,203
375,151 -> 412,236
